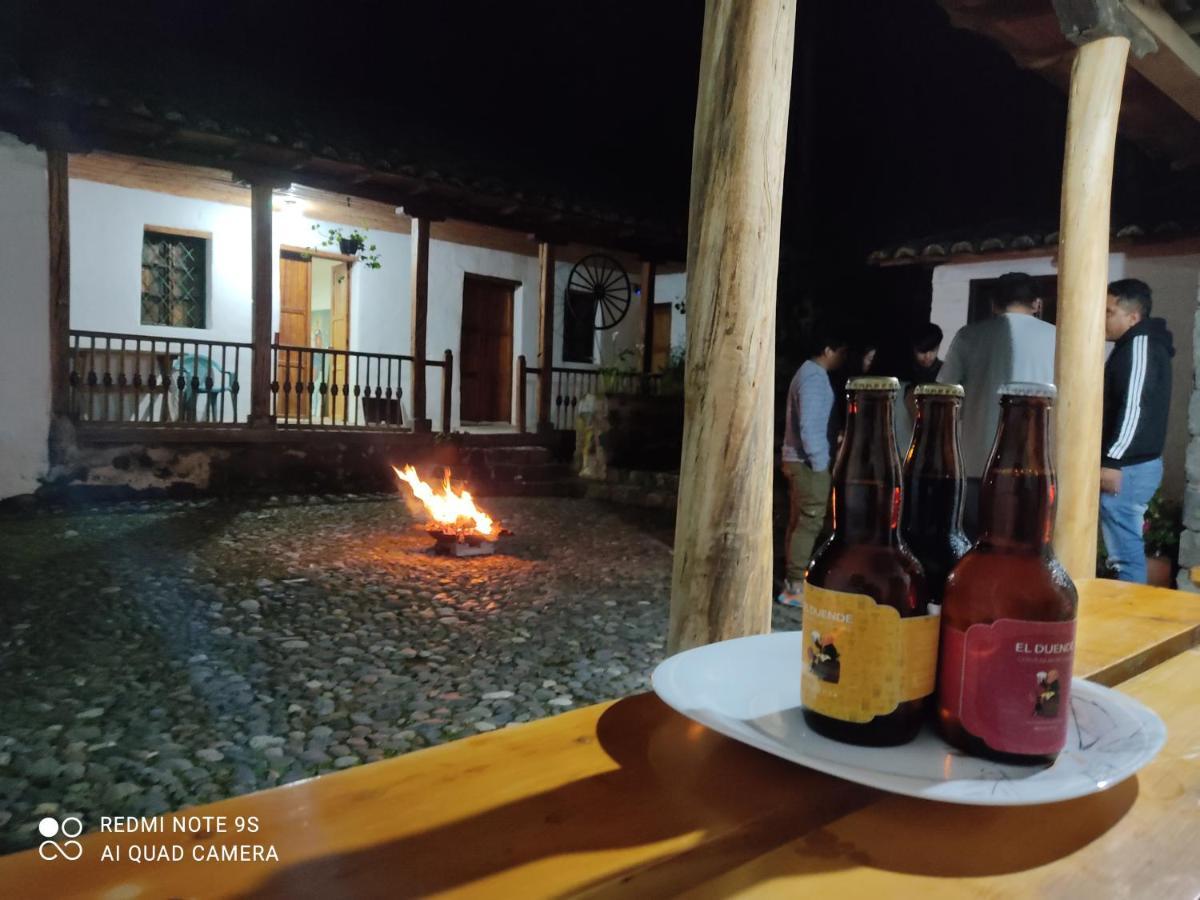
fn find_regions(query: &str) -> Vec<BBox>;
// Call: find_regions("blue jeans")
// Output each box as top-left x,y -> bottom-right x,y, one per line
1099,457 -> 1163,584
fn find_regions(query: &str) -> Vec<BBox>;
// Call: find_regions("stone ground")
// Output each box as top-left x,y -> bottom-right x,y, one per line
0,494 -> 802,853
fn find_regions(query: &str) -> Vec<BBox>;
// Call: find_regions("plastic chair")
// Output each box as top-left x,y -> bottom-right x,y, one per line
175,354 -> 231,422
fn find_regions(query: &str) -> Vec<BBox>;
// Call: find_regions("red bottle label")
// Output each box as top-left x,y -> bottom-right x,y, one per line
939,618 -> 1076,756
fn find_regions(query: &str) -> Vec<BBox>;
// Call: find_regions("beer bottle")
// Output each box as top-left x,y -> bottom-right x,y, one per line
937,383 -> 1078,763
901,383 -> 970,605
802,376 -> 936,747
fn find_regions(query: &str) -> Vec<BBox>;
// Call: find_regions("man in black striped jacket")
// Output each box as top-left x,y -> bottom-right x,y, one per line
1100,279 -> 1174,583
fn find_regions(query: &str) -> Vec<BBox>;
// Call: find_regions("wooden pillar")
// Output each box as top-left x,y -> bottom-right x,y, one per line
668,0 -> 796,653
516,355 -> 528,433
47,150 -> 70,421
640,259 -> 657,374
1054,36 -> 1129,579
536,241 -> 555,434
441,348 -> 454,435
410,216 -> 432,433
249,182 -> 274,425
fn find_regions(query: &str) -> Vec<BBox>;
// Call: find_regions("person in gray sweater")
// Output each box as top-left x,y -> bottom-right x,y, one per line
778,327 -> 848,607
938,273 -> 1056,535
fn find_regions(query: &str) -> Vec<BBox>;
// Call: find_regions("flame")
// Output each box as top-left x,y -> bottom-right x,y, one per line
393,465 -> 495,537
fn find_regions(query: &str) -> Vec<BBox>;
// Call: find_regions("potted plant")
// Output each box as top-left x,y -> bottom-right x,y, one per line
1142,489 -> 1181,587
311,224 -> 382,270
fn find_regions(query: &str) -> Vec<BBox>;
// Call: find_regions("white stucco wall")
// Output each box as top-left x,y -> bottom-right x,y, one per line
0,151 -> 690,470
930,253 -> 1199,500
0,133 -> 51,499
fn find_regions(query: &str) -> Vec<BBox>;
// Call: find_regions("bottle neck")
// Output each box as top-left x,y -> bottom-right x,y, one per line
979,398 -> 1055,551
902,397 -> 965,537
832,392 -> 901,544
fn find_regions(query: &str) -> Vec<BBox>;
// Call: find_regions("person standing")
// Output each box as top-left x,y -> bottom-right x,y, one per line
937,273 -> 1056,535
778,329 -> 848,607
1100,279 -> 1174,583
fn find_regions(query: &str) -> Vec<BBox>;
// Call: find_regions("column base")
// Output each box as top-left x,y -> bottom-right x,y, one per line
412,418 -> 433,434
536,421 -> 555,436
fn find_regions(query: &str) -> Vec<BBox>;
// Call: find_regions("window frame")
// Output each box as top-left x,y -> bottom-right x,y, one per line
140,226 -> 212,330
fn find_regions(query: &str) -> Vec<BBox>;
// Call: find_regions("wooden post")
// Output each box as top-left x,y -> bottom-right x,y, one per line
536,241 -> 555,434
641,259 -> 657,375
410,216 -> 432,433
516,355 -> 528,433
47,150 -> 70,421
441,348 -> 453,435
1054,36 -> 1130,579
668,0 -> 796,654
249,182 -> 274,425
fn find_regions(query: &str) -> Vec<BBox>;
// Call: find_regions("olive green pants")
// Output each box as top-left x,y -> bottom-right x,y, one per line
783,461 -> 831,582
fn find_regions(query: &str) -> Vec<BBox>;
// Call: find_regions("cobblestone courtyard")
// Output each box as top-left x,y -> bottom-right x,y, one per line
0,494 -> 801,853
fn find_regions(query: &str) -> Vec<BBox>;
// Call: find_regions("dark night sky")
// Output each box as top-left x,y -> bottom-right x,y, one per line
4,0 -> 1196,356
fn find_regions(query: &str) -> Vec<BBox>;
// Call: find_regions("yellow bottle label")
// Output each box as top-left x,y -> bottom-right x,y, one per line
800,582 -> 940,723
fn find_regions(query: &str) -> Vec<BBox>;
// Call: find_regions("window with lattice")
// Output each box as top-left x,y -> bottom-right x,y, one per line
141,230 -> 208,328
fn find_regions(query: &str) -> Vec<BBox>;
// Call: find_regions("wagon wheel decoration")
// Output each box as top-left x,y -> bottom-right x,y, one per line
565,254 -> 632,330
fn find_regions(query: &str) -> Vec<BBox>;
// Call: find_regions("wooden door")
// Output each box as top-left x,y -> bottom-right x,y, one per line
460,275 -> 515,422
651,304 -> 672,372
277,253 -> 311,420
329,262 -> 350,420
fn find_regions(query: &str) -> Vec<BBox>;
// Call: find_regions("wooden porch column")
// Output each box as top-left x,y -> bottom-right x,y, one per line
640,259 -> 657,374
47,150 -> 70,422
536,241 -> 555,434
409,216 -> 433,433
668,0 -> 797,653
249,182 -> 274,425
1054,36 -> 1130,579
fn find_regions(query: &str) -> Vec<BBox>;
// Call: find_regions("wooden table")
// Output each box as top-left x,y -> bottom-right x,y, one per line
1,579 -> 1196,899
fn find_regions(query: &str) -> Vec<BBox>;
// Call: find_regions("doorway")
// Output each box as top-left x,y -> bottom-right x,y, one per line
277,249 -> 350,421
460,274 -> 516,423
651,303 -> 672,372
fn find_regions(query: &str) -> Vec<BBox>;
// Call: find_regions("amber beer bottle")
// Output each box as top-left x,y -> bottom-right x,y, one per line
937,383 -> 1078,763
901,384 -> 970,605
802,376 -> 936,747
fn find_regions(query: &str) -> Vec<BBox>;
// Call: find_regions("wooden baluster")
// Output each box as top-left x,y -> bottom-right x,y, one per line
86,336 -> 96,421
442,349 -> 453,435
233,344 -> 243,423
352,354 -> 361,427
401,358 -> 409,427
102,336 -> 113,422
67,332 -> 79,418
341,351 -> 349,426
191,342 -> 201,422
283,348 -> 292,424
219,345 -> 227,423
117,337 -> 126,422
204,342 -> 214,422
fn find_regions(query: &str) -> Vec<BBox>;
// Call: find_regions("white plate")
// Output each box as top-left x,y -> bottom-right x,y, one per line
651,631 -> 1166,806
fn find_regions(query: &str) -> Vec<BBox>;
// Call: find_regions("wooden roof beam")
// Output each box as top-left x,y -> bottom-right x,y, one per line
1122,0 -> 1200,123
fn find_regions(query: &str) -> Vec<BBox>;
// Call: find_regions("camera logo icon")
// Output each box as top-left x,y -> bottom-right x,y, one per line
37,817 -> 83,861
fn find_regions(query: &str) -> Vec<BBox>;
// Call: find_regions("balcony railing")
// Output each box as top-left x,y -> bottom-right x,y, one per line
518,356 -> 662,431
67,331 -> 457,434
270,345 -> 453,433
68,330 -> 252,424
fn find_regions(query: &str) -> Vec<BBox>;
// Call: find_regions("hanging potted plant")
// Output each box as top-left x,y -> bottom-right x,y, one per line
311,224 -> 382,270
1142,490 -> 1181,588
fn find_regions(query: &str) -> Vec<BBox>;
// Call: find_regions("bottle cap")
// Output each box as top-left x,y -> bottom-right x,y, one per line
913,383 -> 964,398
998,382 -> 1057,399
847,375 -> 900,393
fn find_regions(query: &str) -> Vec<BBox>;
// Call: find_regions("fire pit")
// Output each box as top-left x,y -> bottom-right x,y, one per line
393,465 -> 508,556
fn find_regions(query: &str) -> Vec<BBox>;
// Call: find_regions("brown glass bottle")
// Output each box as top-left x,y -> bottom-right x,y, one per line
803,376 -> 932,747
937,383 -> 1078,764
901,384 -> 970,605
